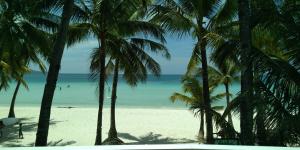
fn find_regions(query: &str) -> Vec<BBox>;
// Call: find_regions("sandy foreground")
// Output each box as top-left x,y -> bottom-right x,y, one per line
0,106 -> 239,147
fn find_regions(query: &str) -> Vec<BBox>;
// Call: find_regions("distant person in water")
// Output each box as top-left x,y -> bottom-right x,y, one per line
0,121 -> 4,137
67,85 -> 70,88
19,123 -> 23,139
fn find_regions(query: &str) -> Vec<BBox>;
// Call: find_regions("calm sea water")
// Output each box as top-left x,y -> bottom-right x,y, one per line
0,72 -> 240,108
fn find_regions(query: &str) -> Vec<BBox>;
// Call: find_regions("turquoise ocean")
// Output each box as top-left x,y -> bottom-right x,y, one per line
0,72 -> 240,108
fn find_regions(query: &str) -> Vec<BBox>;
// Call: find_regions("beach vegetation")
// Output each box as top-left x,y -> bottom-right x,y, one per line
0,0 -> 299,147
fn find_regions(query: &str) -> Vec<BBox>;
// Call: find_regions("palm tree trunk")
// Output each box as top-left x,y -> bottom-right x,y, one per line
256,105 -> 266,145
238,0 -> 254,145
108,59 -> 119,139
199,109 -> 204,141
35,0 -> 74,146
8,80 -> 21,118
95,32 -> 106,145
225,83 -> 233,126
200,38 -> 213,144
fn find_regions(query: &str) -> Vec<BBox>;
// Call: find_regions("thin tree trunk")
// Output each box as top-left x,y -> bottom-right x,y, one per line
199,109 -> 204,141
238,0 -> 254,145
200,38 -> 213,144
35,0 -> 74,146
225,83 -> 233,126
95,32 -> 106,145
8,80 -> 21,118
256,104 -> 266,145
108,59 -> 119,139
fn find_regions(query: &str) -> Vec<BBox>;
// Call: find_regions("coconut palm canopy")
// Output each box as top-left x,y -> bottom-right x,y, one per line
0,0 -> 299,147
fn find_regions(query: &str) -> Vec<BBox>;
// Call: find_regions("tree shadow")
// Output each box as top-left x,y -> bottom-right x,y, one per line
118,132 -> 196,144
47,139 -> 77,146
0,117 -> 68,147
1,139 -> 76,147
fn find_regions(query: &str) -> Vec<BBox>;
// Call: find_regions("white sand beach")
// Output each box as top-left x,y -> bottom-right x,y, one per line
0,106 -> 239,147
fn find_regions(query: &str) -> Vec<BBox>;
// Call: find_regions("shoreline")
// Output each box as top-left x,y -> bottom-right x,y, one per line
0,104 -> 189,110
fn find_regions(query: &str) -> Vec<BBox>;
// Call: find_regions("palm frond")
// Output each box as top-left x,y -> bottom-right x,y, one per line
170,92 -> 194,104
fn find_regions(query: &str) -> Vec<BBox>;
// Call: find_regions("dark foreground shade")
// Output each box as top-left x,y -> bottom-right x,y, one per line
0,144 -> 296,150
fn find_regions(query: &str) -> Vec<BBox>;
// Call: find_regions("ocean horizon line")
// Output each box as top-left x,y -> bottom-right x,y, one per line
30,70 -> 185,76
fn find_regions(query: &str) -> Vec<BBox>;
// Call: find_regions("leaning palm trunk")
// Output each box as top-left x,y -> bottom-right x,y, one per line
95,32 -> 106,145
108,59 -> 119,139
238,0 -> 254,145
8,80 -> 21,118
199,38 -> 213,144
109,60 -> 119,139
35,0 -> 74,146
103,59 -> 123,145
225,83 -> 233,126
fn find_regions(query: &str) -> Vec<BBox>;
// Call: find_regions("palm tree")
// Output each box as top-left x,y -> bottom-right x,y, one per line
90,35 -> 169,144
0,0 -> 50,118
207,62 -> 240,126
106,58 -> 121,144
207,0 -> 254,145
238,0 -> 254,145
170,76 -> 235,142
35,0 -> 74,146
213,1 -> 300,143
101,5 -> 169,144
151,1 -> 212,143
67,0 -> 166,144
88,8 -> 169,144
151,0 -> 238,143
8,63 -> 46,118
7,80 -> 21,117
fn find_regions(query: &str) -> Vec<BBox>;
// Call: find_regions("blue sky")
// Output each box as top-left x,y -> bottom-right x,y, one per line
32,35 -> 196,74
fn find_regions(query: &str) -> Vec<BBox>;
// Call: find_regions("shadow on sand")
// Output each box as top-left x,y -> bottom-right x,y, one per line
0,118 -> 76,147
2,139 -> 77,147
1,118 -> 195,146
118,132 -> 196,144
